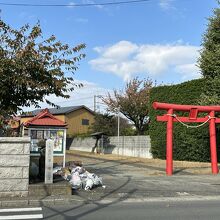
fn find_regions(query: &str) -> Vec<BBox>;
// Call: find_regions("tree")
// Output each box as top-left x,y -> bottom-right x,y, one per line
0,20 -> 85,116
198,4 -> 220,79
90,113 -> 134,136
102,77 -> 153,135
198,3 -> 220,105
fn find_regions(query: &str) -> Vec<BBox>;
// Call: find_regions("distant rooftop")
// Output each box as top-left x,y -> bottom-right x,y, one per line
24,109 -> 67,127
21,105 -> 94,117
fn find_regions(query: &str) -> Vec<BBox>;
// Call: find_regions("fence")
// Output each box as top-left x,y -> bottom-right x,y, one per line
69,135 -> 152,159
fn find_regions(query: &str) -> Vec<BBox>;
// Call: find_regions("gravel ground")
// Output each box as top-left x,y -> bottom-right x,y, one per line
56,150 -> 213,175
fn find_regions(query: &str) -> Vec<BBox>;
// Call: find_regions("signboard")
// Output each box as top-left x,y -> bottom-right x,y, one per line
29,128 -> 66,156
45,139 -> 54,184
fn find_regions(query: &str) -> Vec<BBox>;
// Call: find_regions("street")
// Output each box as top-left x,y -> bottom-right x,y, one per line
64,151 -> 220,200
2,151 -> 220,219
1,199 -> 220,219
43,199 -> 220,219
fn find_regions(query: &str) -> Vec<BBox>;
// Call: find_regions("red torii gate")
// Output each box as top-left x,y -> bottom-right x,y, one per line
153,102 -> 220,176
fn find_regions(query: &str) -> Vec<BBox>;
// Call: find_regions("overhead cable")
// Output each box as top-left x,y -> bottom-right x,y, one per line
0,0 -> 151,7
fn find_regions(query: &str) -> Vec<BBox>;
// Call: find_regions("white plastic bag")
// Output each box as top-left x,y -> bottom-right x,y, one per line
85,178 -> 93,190
70,173 -> 82,189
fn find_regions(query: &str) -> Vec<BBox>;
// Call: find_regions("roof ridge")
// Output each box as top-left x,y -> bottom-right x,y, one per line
24,108 -> 67,127
21,105 -> 94,117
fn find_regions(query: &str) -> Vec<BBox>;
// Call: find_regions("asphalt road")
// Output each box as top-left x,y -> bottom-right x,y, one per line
65,153 -> 220,200
41,199 -> 220,220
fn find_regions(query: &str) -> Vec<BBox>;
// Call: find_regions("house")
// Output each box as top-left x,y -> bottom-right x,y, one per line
20,105 -> 95,137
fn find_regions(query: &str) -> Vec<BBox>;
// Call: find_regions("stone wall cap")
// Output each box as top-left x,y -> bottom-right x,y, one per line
0,137 -> 31,143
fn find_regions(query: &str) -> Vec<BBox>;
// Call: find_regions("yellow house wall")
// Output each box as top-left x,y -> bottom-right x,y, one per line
65,109 -> 95,136
20,109 -> 94,136
8,120 -> 19,129
20,117 -> 34,124
53,115 -> 66,122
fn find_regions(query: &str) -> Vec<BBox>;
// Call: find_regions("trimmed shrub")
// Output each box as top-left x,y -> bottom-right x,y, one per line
149,78 -> 213,162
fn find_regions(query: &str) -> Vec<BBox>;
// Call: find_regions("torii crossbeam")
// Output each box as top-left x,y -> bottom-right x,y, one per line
153,102 -> 220,176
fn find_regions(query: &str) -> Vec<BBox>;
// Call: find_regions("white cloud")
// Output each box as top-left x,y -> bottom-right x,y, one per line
82,0 -> 104,9
68,0 -> 104,9
21,80 -> 112,112
159,0 -> 175,10
175,64 -> 200,81
94,41 -> 138,60
89,40 -> 201,82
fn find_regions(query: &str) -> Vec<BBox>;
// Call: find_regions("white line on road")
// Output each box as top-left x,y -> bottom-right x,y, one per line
0,214 -> 43,219
0,207 -> 42,213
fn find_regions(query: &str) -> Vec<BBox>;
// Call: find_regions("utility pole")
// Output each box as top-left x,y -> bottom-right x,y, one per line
94,95 -> 96,112
118,109 -> 120,138
94,95 -> 103,113
117,107 -> 120,154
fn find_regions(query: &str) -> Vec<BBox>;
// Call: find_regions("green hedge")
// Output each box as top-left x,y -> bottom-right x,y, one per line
149,78 -> 214,162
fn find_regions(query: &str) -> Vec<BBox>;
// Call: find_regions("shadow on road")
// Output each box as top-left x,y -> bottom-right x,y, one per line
43,176 -> 138,219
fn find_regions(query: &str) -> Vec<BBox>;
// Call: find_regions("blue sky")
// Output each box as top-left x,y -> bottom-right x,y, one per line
0,0 -> 218,111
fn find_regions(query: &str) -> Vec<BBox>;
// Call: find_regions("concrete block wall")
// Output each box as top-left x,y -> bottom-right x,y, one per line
0,137 -> 30,198
68,137 -> 96,152
107,136 -> 152,158
69,135 -> 152,159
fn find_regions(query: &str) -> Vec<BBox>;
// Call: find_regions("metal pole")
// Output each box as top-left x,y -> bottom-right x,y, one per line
101,134 -> 103,154
63,129 -> 67,168
118,108 -> 120,155
209,111 -> 218,174
166,109 -> 173,176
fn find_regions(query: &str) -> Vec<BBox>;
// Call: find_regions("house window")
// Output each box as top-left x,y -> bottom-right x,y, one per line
82,119 -> 89,125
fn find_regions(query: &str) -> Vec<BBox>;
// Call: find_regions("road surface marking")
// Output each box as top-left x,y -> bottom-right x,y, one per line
0,207 -> 43,219
0,207 -> 42,212
176,192 -> 190,196
0,214 -> 43,219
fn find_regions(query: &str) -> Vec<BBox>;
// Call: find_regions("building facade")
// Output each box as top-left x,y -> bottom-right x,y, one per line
21,105 -> 95,137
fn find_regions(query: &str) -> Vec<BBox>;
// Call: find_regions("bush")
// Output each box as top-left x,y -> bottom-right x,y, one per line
149,78 -> 213,162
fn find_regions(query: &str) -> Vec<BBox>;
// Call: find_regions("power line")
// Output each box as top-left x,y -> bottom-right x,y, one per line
0,0 -> 151,7
54,96 -> 94,104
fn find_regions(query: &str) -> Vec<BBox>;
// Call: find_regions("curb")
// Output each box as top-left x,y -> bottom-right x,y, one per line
2,195 -> 220,207
0,196 -> 85,208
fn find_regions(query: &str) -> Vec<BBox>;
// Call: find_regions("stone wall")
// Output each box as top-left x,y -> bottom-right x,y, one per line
69,135 -> 152,159
0,137 -> 30,198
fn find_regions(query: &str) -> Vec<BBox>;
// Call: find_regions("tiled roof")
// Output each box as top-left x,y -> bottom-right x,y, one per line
22,105 -> 94,117
24,109 -> 67,127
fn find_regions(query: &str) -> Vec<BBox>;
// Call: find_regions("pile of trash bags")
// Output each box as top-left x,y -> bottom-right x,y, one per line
53,164 -> 104,191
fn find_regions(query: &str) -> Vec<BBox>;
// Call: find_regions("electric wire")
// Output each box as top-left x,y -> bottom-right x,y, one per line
0,0 -> 152,7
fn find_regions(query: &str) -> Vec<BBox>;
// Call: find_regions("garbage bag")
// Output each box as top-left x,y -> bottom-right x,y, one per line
70,173 -> 82,189
53,166 -> 63,175
85,178 -> 93,190
87,173 -> 103,186
66,174 -> 72,181
66,161 -> 82,168
92,174 -> 103,186
61,168 -> 71,180
56,164 -> 104,191
71,166 -> 85,175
